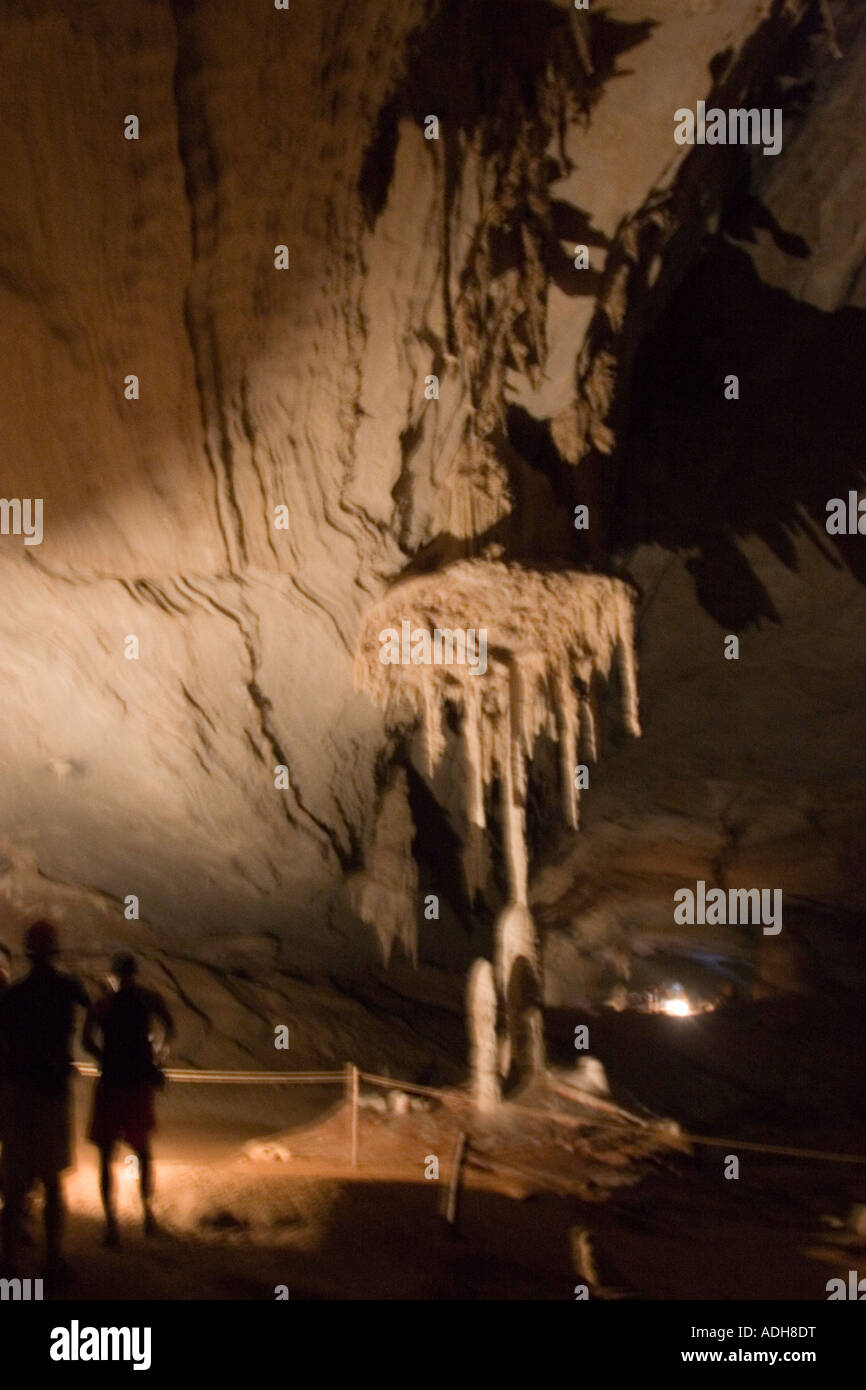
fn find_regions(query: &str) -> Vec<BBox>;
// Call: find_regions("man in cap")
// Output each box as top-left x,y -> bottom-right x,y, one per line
83,951 -> 174,1245
0,920 -> 89,1276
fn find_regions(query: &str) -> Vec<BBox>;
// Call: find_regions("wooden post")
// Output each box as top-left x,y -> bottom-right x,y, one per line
347,1062 -> 359,1169
344,1062 -> 352,1163
444,1131 -> 467,1231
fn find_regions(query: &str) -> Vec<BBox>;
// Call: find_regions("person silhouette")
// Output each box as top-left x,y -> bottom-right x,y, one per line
83,952 -> 174,1245
0,920 -> 89,1278
0,946 -> 8,1196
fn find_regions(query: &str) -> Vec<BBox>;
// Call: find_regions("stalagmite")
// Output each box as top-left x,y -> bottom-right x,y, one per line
496,903 -> 545,1080
467,958 -> 501,1113
355,559 -> 641,1092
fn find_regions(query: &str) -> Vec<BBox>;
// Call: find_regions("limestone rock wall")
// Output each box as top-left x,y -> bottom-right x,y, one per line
0,0 -> 861,1011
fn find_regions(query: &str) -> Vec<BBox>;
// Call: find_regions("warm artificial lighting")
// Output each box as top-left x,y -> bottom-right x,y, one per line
661,997 -> 691,1017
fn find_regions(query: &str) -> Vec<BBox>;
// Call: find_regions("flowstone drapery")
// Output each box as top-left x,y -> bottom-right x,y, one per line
355,559 -> 641,1095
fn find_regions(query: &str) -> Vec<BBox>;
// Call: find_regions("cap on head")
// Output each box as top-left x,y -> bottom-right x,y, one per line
26,919 -> 59,960
110,951 -> 137,981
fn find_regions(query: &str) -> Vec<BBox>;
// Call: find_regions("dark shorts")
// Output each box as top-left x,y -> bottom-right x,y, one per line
0,1082 -> 73,1184
89,1079 -> 156,1152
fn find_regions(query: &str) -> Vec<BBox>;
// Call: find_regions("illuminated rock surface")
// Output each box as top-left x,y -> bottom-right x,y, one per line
0,0 -> 864,1065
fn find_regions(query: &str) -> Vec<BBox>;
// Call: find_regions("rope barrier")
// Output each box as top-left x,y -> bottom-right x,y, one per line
74,1063 -> 345,1084
357,1070 -> 444,1099
676,1132 -> 866,1166
71,1062 -> 866,1167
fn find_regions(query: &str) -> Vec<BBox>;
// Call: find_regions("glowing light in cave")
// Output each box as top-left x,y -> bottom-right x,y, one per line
661,996 -> 691,1017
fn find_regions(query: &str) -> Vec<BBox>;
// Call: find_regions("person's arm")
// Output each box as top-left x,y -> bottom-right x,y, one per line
81,1002 -> 104,1063
153,992 -> 175,1041
148,990 -> 175,1059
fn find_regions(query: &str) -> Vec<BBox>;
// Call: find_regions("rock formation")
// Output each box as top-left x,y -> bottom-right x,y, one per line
347,768 -> 419,967
466,957 -> 500,1110
355,558 -> 640,1080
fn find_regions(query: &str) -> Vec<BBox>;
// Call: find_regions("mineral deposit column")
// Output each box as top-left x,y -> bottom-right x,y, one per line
495,685 -> 545,1079
499,689 -> 529,908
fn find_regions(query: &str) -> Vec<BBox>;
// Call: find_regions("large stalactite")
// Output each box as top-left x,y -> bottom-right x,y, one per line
355,558 -> 641,1079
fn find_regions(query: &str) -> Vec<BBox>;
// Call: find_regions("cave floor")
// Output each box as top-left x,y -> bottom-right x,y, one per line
17,1072 -> 864,1301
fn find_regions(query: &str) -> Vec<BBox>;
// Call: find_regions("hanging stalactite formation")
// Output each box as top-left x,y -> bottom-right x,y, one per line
355,559 -> 640,844
355,558 -> 641,1091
